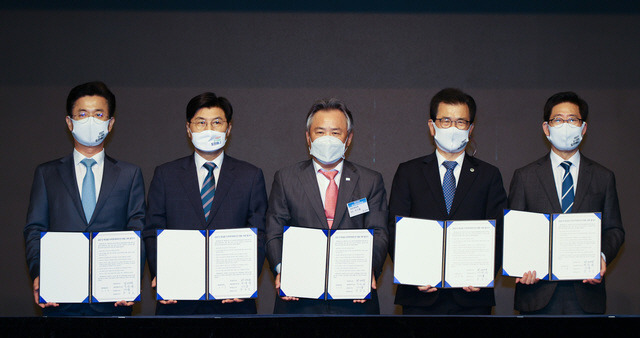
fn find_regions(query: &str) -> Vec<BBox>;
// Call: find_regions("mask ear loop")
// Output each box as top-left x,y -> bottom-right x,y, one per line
466,138 -> 478,157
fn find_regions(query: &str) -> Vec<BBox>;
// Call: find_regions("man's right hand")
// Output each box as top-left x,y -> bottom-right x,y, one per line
151,277 -> 177,304
33,276 -> 59,308
274,274 -> 299,301
516,270 -> 540,285
417,285 -> 438,293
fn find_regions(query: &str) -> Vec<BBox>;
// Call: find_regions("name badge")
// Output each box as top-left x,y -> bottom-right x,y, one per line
347,198 -> 369,217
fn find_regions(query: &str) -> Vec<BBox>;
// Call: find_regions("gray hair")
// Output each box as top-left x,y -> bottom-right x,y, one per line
305,98 -> 354,133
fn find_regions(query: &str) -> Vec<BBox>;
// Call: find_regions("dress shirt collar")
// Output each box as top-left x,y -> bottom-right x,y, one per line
73,148 -> 105,166
195,151 -> 224,170
312,159 -> 344,176
549,149 -> 581,169
435,150 -> 465,168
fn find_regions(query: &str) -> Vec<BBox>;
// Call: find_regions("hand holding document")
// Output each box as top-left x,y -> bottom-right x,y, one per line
279,226 -> 374,300
39,231 -> 141,304
502,210 -> 601,281
393,217 -> 496,289
156,228 -> 258,301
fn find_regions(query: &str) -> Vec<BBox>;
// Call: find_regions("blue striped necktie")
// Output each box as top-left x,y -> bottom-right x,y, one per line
442,161 -> 457,214
560,161 -> 574,213
81,158 -> 97,222
201,162 -> 217,220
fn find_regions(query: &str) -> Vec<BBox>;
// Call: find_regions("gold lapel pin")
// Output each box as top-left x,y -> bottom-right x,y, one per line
470,168 -> 475,173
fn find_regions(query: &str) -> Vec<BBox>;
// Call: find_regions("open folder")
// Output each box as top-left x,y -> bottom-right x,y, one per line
39,231 -> 141,304
502,210 -> 601,280
156,228 -> 258,301
279,226 -> 374,300
393,216 -> 496,288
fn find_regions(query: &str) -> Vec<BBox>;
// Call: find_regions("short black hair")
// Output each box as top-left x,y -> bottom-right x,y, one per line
305,98 -> 354,133
429,88 -> 476,123
186,92 -> 233,122
66,81 -> 116,117
543,91 -> 589,122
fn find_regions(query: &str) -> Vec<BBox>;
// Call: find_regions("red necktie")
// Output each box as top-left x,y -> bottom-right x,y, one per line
320,170 -> 338,228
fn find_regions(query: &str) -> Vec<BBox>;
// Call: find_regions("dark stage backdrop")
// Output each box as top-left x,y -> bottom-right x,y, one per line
1,8 -> 639,316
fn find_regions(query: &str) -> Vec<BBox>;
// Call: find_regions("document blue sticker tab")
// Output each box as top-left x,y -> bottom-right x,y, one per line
347,198 -> 369,217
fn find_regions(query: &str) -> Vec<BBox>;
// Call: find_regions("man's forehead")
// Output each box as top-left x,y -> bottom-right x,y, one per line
551,102 -> 581,116
311,109 -> 348,126
436,102 -> 469,116
74,96 -> 107,108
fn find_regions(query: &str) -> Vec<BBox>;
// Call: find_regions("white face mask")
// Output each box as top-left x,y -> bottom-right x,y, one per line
546,122 -> 585,151
309,135 -> 347,165
190,129 -> 227,152
433,124 -> 470,154
70,117 -> 111,147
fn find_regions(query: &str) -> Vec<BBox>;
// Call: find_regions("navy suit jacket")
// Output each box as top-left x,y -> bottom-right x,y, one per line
265,159 -> 388,314
508,153 -> 625,313
142,154 -> 267,314
24,153 -> 146,313
388,153 -> 507,308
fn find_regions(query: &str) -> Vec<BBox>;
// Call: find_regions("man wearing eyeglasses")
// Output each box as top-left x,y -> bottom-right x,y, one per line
142,92 -> 267,315
24,81 -> 146,316
388,88 -> 507,315
508,92 -> 624,314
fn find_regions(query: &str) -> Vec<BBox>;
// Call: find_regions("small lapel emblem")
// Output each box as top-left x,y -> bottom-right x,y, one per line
470,168 -> 475,173
346,177 -> 351,181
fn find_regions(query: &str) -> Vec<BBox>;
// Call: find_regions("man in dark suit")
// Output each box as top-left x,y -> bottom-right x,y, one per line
143,92 -> 267,315
388,88 -> 507,315
24,81 -> 146,316
265,98 -> 388,314
509,91 -> 624,315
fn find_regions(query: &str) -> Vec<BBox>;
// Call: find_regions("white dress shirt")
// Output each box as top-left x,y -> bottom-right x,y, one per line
73,149 -> 105,202
194,151 -> 224,191
549,150 -> 580,206
312,160 -> 343,207
435,150 -> 465,188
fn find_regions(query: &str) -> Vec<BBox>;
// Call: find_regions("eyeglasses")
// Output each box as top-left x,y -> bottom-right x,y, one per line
71,111 -> 108,120
548,117 -> 583,127
190,118 -> 227,131
435,118 -> 471,130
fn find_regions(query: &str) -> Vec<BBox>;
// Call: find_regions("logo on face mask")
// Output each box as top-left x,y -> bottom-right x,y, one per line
546,122 -> 585,151
190,130 -> 227,152
433,125 -> 470,154
309,135 -> 347,165
70,117 -> 111,147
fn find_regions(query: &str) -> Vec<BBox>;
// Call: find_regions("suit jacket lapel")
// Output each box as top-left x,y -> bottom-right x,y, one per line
57,154 -> 87,225
92,155 -> 119,225
422,154 -> 448,218
573,155 -> 593,211
449,155 -> 478,216
536,155 -> 562,213
180,154 -> 208,226
207,156 -> 236,225
333,161 -> 358,229
300,160 -> 330,228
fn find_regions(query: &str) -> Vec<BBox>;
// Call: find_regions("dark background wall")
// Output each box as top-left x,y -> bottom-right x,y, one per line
2,2 -> 639,316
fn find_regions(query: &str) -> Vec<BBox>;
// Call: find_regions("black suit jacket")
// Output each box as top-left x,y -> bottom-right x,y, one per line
508,153 -> 624,313
143,154 -> 267,314
388,153 -> 507,308
265,159 -> 388,314
24,153 -> 146,314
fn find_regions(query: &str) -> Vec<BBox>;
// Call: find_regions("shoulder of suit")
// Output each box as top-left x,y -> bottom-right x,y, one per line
275,159 -> 312,175
513,153 -> 550,173
579,154 -> 615,176
34,153 -> 74,172
223,154 -> 263,173
343,160 -> 382,178
464,155 -> 501,172
395,154 -> 434,170
105,155 -> 142,172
